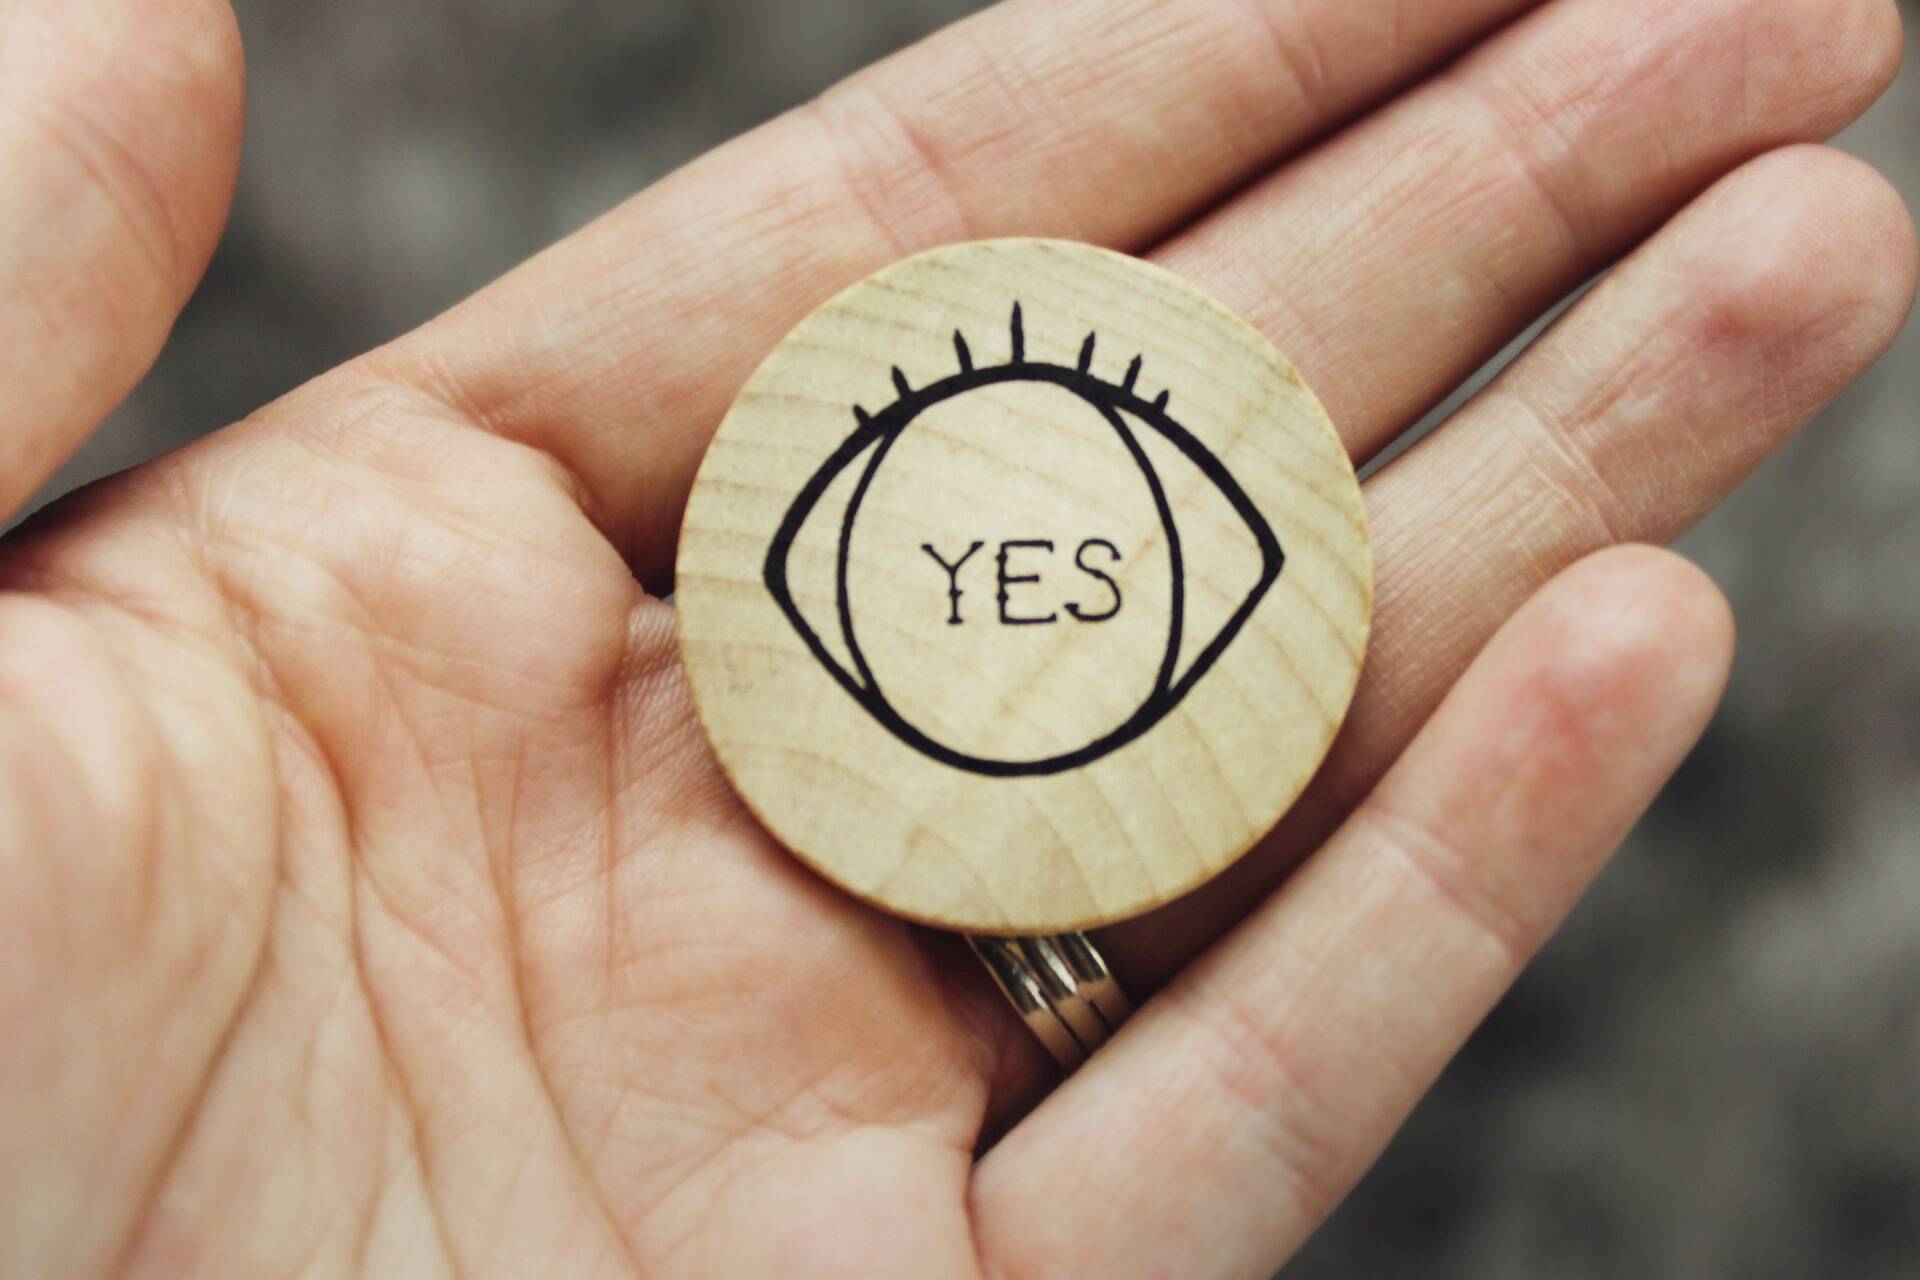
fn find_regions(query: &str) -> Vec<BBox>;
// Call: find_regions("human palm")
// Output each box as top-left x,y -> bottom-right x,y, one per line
2,0 -> 1911,1276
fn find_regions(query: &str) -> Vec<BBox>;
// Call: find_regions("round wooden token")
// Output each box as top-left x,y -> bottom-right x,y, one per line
675,239 -> 1371,935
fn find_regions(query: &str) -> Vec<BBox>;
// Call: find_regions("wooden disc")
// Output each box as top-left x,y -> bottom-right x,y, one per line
675,239 -> 1371,934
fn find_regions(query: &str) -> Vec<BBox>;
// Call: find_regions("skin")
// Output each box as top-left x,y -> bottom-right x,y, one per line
0,0 -> 1912,1275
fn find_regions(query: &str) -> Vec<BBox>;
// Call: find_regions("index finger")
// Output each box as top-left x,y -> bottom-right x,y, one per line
366,0 -> 1539,584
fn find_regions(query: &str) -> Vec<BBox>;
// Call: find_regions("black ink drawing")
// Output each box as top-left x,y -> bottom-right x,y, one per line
764,304 -> 1284,777
922,537 -> 1122,627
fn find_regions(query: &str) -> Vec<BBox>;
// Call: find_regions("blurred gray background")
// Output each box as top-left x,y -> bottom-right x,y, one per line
30,2 -> 1920,1276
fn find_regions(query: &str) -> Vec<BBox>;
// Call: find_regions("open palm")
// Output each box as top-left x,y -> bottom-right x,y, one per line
3,1 -> 1911,1276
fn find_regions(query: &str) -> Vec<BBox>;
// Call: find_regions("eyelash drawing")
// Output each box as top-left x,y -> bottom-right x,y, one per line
764,302 -> 1285,778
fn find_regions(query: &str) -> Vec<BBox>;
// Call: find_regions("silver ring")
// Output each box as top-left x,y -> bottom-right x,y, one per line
967,932 -> 1134,1071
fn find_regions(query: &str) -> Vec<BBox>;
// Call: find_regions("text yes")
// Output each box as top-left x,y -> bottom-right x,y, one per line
921,539 -> 1123,626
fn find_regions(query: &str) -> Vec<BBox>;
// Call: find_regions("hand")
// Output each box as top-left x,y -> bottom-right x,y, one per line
1,1 -> 1909,1276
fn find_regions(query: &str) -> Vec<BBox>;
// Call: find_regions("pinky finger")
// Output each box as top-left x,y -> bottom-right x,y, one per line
969,545 -> 1735,1280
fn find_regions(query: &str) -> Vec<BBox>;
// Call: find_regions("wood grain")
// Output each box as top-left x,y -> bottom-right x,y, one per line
676,239 -> 1371,934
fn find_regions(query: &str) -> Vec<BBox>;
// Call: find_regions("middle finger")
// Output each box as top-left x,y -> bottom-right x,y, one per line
1151,0 -> 1900,463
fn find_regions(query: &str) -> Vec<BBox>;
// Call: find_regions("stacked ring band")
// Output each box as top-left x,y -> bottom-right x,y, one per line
967,932 -> 1135,1070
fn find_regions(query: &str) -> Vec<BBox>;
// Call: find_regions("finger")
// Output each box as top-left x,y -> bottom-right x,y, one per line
375,0 -> 1895,590
0,0 -> 245,520
368,0 -> 1541,584
1102,144 -> 1918,987
1157,0 -> 1904,462
971,546 -> 1736,1280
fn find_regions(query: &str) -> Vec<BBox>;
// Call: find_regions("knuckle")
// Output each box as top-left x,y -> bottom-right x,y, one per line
808,79 -> 976,251
1359,802 -> 1536,973
1175,979 -> 1352,1224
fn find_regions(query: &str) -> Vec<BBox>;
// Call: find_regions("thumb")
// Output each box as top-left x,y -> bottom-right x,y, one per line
0,0 -> 245,521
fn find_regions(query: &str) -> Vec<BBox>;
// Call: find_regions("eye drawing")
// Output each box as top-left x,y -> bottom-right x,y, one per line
763,303 -> 1285,778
